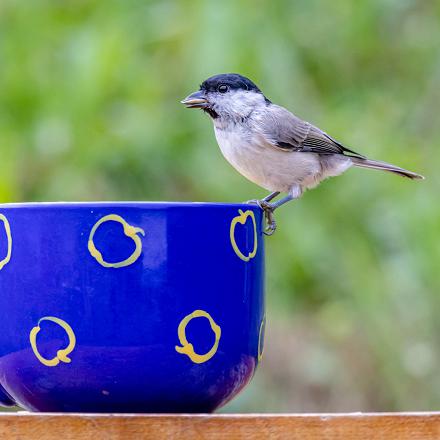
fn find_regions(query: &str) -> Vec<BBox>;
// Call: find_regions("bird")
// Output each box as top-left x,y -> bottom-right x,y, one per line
181,73 -> 423,234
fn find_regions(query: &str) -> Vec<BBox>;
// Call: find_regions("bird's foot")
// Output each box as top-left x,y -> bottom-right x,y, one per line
246,199 -> 277,236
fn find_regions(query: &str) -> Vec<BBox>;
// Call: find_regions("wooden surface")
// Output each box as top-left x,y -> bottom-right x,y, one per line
0,412 -> 439,439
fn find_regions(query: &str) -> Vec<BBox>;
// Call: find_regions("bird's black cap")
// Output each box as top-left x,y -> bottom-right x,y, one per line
200,73 -> 262,93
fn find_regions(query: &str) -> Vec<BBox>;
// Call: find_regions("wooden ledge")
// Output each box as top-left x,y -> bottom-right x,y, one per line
0,412 -> 439,439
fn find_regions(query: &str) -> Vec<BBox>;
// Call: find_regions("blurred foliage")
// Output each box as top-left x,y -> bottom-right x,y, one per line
1,0 -> 440,412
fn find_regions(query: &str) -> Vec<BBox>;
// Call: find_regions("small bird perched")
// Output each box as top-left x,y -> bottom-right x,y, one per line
181,73 -> 423,234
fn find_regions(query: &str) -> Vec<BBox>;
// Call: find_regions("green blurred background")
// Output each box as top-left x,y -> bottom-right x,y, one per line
1,0 -> 439,412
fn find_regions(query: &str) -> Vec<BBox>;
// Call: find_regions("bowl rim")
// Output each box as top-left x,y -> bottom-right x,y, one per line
0,201 -> 262,210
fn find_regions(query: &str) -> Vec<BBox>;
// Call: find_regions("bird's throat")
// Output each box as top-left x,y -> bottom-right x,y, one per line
203,107 -> 219,119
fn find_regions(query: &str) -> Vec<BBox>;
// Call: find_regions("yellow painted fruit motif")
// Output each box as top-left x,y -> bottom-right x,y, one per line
229,209 -> 258,262
258,315 -> 266,361
175,310 -> 221,364
29,317 -> 76,367
0,214 -> 12,271
88,214 -> 145,268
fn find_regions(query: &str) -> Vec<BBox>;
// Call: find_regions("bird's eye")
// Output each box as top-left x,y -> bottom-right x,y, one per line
218,84 -> 229,93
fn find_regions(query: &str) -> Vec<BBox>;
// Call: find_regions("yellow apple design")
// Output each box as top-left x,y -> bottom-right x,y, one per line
88,214 -> 145,268
0,214 -> 12,271
30,316 -> 76,367
230,209 -> 258,262
175,310 -> 221,364
258,315 -> 266,361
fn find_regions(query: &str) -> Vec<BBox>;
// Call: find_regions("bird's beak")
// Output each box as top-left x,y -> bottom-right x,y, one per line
180,90 -> 208,108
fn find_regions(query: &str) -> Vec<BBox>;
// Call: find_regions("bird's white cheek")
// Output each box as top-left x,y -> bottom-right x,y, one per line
213,90 -> 265,119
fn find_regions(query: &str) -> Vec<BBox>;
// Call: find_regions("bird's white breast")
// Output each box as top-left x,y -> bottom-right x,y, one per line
213,122 -> 325,193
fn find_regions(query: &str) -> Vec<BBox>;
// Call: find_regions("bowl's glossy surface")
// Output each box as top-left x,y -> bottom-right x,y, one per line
0,202 -> 265,412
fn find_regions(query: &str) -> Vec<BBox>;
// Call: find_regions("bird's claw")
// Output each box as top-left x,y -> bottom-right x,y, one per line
262,206 -> 277,236
246,199 -> 277,236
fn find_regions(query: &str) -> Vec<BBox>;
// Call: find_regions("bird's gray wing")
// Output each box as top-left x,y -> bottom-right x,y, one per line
260,105 -> 365,159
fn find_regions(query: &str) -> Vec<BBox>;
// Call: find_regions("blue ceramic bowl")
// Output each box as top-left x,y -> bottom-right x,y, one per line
0,202 -> 265,412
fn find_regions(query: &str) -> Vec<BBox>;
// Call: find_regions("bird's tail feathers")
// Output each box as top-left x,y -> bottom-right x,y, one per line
351,157 -> 424,180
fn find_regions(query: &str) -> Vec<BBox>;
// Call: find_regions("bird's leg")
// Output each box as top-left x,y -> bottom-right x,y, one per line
258,195 -> 294,235
262,191 -> 281,203
246,191 -> 280,205
247,190 -> 297,236
269,194 -> 294,210
246,192 -> 280,235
